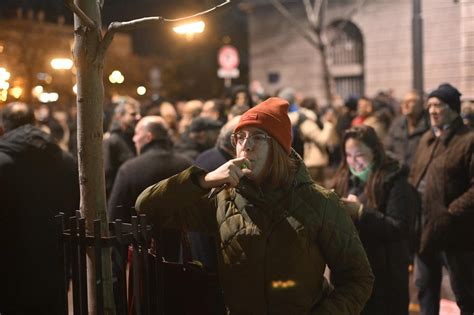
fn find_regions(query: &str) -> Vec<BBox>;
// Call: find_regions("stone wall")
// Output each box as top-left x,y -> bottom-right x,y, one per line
247,0 -> 472,102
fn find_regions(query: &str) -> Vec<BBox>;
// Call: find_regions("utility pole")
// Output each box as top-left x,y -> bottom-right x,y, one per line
412,0 -> 424,94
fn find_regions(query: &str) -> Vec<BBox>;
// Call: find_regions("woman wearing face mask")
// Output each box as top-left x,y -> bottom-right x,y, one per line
333,125 -> 416,315
136,98 -> 374,314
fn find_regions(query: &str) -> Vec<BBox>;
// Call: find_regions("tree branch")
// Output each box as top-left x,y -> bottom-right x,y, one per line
269,0 -> 320,49
98,0 -> 233,61
64,0 -> 96,29
314,0 -> 325,30
302,0 -> 317,28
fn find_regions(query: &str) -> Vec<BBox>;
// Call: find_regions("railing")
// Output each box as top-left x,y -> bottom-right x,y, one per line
55,211 -> 157,315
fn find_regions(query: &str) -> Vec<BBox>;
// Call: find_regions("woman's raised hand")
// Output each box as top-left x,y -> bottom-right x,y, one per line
199,157 -> 252,189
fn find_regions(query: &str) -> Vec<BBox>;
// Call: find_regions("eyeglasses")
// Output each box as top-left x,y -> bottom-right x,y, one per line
231,132 -> 272,148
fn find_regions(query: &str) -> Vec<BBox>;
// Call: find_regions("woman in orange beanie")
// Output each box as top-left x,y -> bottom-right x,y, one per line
136,97 -> 373,314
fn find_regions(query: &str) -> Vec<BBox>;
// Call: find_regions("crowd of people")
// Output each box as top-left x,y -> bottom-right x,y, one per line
0,82 -> 473,314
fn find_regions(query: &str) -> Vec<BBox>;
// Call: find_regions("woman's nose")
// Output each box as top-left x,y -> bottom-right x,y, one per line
242,137 -> 254,151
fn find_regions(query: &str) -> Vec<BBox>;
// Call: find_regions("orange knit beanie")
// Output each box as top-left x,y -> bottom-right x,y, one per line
234,97 -> 292,154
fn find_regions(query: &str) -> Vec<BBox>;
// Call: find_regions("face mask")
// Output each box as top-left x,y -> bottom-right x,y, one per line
349,163 -> 373,183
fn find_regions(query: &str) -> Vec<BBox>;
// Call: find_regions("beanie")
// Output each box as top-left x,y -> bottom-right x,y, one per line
234,97 -> 292,154
428,83 -> 462,113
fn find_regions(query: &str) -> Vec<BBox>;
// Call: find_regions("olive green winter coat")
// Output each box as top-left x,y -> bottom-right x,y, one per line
136,163 -> 373,314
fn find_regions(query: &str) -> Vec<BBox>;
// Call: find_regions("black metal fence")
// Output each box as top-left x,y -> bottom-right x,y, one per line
56,211 -> 159,315
55,211 -> 220,315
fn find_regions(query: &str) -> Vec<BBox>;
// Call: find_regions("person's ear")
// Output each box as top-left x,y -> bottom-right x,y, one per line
145,131 -> 153,143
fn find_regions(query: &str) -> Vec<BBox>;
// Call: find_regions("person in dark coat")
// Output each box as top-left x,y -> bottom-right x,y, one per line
103,96 -> 141,198
409,83 -> 474,315
108,116 -> 192,313
0,102 -> 79,314
385,90 -> 430,168
333,125 -> 416,315
186,116 -> 241,315
108,115 -> 192,224
190,116 -> 240,270
175,117 -> 222,161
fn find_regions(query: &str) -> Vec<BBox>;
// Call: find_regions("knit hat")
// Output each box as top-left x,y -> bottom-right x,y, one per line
428,83 -> 462,113
234,97 -> 292,154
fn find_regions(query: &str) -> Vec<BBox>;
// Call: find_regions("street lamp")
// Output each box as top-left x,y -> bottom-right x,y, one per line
0,90 -> 7,102
9,86 -> 23,99
0,81 -> 9,90
109,70 -> 124,84
173,21 -> 205,35
0,67 -> 11,81
137,86 -> 146,96
32,85 -> 44,98
38,92 -> 59,103
51,58 -> 73,70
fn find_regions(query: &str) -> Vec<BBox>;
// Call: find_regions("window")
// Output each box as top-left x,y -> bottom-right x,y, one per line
326,20 -> 364,99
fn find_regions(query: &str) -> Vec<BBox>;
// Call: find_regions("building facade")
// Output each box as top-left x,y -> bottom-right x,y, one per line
0,9 -> 157,108
245,0 -> 474,105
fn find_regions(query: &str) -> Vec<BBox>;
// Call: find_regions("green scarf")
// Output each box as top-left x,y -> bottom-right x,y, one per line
349,163 -> 373,183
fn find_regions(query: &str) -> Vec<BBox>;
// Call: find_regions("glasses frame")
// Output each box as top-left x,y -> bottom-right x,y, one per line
231,132 -> 272,148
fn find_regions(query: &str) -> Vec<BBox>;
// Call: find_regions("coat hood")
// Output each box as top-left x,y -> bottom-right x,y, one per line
0,124 -> 62,160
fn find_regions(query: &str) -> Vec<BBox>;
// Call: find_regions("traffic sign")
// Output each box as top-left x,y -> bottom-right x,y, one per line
217,68 -> 240,79
218,45 -> 240,70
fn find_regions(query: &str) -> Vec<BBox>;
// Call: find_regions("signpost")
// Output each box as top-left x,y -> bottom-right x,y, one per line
217,45 -> 240,87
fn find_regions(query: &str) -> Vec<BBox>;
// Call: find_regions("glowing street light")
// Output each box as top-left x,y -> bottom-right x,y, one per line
173,21 -> 205,35
51,58 -> 73,70
32,85 -> 44,98
73,84 -> 77,94
109,70 -> 124,84
137,86 -> 146,96
0,67 -> 11,81
0,81 -> 9,90
0,90 -> 7,102
9,86 -> 23,99
38,92 -> 59,103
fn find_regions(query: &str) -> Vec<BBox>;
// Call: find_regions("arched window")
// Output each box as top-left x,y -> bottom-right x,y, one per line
326,20 -> 364,99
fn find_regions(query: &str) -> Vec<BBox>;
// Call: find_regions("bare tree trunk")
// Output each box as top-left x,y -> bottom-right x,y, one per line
312,27 -> 332,106
72,0 -> 115,313
270,0 -> 333,105
67,1 -> 233,313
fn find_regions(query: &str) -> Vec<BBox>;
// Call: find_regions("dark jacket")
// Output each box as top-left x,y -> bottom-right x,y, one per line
136,160 -> 374,314
345,163 -> 415,315
0,124 -> 79,314
385,114 -> 430,167
174,134 -> 205,161
409,117 -> 474,253
108,141 -> 192,223
190,146 -> 234,271
194,147 -> 233,173
103,127 -> 136,198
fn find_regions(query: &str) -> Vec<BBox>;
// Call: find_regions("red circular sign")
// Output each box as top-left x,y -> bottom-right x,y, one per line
218,45 -> 240,70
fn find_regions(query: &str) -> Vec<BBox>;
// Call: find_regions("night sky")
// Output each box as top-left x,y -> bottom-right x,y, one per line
0,0 -> 249,99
